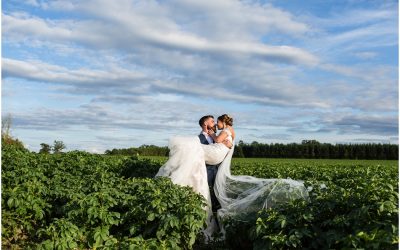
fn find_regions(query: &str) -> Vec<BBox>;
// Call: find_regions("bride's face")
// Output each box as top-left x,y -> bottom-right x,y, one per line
217,120 -> 224,129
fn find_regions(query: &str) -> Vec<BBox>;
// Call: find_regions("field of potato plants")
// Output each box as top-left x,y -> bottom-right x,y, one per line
2,143 -> 398,249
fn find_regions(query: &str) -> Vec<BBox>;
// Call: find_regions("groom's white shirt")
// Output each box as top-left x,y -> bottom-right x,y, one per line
202,131 -> 214,144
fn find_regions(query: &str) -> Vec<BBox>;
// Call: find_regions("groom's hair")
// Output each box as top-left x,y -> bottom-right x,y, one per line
199,115 -> 214,127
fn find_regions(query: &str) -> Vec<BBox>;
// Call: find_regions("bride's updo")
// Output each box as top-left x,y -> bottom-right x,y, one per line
218,114 -> 233,126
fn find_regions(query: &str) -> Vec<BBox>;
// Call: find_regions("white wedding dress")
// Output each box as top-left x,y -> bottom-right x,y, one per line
156,128 -> 232,203
155,128 -> 309,240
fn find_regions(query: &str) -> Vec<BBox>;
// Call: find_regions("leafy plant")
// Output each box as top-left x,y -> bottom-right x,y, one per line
2,144 -> 206,249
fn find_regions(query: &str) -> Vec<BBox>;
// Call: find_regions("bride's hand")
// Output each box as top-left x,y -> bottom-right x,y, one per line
222,139 -> 233,149
207,130 -> 216,140
208,132 -> 216,140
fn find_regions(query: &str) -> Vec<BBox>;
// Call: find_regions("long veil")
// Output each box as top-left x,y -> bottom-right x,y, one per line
214,144 -> 309,235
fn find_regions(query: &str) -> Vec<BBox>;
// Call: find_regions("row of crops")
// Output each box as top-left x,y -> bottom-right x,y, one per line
2,143 -> 398,249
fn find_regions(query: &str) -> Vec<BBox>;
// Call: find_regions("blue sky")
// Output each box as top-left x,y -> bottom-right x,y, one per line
2,0 -> 398,153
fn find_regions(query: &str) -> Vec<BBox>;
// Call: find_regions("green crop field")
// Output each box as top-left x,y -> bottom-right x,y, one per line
140,155 -> 398,168
2,143 -> 398,249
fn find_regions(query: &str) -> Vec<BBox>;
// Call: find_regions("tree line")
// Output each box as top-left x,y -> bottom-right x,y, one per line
233,140 -> 398,160
105,144 -> 169,157
105,140 -> 398,160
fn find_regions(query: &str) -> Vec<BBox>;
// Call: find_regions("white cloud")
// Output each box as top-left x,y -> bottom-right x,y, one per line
353,51 -> 378,59
167,0 -> 310,38
3,56 -> 329,108
306,8 -> 397,28
333,114 -> 398,135
328,22 -> 396,47
3,1 -> 318,66
319,63 -> 398,112
3,13 -> 73,40
2,58 -> 147,88
24,0 -> 40,7
298,3 -> 398,57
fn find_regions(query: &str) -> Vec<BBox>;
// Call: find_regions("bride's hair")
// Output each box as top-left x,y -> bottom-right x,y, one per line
218,114 -> 233,126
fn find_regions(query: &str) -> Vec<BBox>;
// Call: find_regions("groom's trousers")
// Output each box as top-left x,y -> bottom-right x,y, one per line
198,133 -> 221,212
206,165 -> 221,212
206,165 -> 218,188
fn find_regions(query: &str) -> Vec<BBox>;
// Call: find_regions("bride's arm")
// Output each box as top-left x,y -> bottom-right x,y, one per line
209,130 -> 228,143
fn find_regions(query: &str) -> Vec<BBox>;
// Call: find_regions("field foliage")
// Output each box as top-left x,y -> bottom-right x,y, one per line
2,144 -> 398,249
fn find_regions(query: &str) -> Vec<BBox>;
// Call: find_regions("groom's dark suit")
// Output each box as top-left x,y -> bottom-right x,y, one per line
198,133 -> 221,212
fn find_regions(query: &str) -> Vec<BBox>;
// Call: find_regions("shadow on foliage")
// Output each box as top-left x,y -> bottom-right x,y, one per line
119,156 -> 163,179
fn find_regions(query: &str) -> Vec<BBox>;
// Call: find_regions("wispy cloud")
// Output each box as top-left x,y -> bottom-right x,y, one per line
3,3 -> 318,65
333,115 -> 398,136
353,51 -> 378,59
2,58 -> 148,89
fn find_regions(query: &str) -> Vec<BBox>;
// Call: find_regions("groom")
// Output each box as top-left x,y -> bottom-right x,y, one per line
198,115 -> 232,212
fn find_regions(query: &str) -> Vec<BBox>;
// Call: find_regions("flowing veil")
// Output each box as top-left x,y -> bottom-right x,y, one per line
214,144 -> 309,236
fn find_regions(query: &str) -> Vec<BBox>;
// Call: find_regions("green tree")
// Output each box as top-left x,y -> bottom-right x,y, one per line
1,113 -> 12,138
1,113 -> 25,150
53,140 -> 66,154
39,143 -> 51,154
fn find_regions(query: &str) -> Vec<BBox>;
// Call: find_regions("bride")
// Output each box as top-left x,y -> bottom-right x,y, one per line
155,114 -> 308,239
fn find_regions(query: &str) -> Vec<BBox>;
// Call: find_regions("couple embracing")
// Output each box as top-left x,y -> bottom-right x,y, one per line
156,114 -> 308,239
198,114 -> 234,214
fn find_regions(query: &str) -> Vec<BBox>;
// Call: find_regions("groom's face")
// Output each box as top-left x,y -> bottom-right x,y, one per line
206,117 -> 215,129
